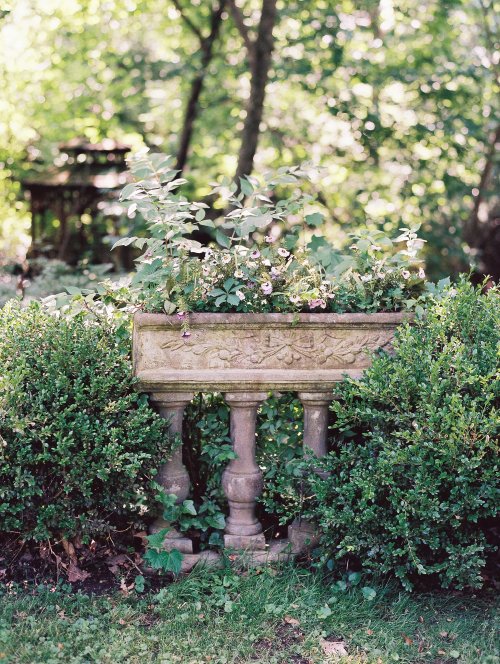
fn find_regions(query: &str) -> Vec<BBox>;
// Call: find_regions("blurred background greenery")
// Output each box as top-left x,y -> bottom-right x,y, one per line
0,0 -> 498,298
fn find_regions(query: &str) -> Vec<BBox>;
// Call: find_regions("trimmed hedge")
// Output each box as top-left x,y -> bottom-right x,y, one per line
0,302 -> 170,542
266,280 -> 499,588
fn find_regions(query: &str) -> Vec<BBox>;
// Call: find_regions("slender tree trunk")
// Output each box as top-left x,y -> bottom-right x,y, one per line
234,0 -> 277,181
465,123 -> 500,244
175,0 -> 226,174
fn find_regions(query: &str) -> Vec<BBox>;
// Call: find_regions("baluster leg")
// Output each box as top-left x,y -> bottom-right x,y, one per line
150,391 -> 194,553
288,391 -> 331,553
222,392 -> 268,550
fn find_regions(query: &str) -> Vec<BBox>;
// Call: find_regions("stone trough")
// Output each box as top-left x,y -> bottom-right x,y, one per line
133,312 -> 407,568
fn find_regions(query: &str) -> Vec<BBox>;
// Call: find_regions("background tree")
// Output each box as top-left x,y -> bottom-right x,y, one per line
0,0 -> 497,279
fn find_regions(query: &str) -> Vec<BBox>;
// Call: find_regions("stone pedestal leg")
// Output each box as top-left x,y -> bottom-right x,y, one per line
222,392 -> 268,550
288,392 -> 331,553
150,391 -> 194,553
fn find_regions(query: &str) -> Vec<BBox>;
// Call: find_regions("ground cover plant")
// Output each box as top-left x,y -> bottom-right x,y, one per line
0,566 -> 498,664
0,301 -> 171,549
263,280 -> 500,590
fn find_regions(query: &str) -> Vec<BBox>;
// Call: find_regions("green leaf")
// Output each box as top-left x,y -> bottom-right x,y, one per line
198,218 -> 215,228
305,212 -> 324,227
227,294 -> 240,306
146,528 -> 170,550
120,183 -> 138,199
317,605 -> 332,619
348,571 -> 362,586
144,548 -> 183,574
112,236 -> 138,250
134,575 -> 145,593
361,586 -> 377,601
216,229 -> 231,248
182,499 -> 197,516
239,177 -> 254,196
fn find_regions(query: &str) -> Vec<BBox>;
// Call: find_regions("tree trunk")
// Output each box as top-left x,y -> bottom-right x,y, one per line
175,1 -> 226,174
234,0 -> 277,181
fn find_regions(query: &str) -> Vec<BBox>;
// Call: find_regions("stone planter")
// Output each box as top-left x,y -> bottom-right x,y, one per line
133,312 -> 407,560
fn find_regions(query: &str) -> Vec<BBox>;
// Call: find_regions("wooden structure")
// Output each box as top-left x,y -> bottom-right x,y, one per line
21,139 -> 130,263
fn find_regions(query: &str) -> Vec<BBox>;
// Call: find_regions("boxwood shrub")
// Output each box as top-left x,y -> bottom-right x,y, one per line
268,280 -> 499,589
0,301 -> 170,542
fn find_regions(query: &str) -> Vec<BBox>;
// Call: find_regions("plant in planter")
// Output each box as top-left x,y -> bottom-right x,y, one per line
103,152 -> 430,560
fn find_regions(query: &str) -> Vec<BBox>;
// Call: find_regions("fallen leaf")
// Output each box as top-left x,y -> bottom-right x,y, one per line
67,564 -> 90,583
119,577 -> 130,596
438,650 -> 446,655
320,639 -> 348,657
419,616 -> 424,623
366,629 -> 374,636
402,633 -> 413,646
440,631 -> 448,638
284,616 -> 300,626
119,618 -> 127,625
61,539 -> 77,564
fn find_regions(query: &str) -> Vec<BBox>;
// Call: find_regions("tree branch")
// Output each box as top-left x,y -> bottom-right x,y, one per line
234,0 -> 278,182
175,0 -> 227,173
171,0 -> 205,44
226,0 -> 255,60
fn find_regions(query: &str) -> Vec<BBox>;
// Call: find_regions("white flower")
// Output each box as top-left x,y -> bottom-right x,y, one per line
236,290 -> 245,301
402,270 -> 411,279
289,294 -> 301,304
250,250 -> 261,259
262,259 -> 271,267
265,235 -> 275,243
271,266 -> 281,277
234,270 -> 244,278
376,272 -> 385,279
261,281 -> 273,295
222,254 -> 232,264
278,248 -> 290,257
418,268 -> 426,279
360,274 -> 372,282
370,244 -> 381,251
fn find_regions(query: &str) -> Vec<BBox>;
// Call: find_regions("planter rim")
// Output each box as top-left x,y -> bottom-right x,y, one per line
134,311 -> 411,327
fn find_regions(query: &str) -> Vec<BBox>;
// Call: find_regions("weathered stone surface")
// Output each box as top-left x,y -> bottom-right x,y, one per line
133,312 -> 407,556
149,391 -> 194,553
223,392 -> 267,548
133,312 -> 407,392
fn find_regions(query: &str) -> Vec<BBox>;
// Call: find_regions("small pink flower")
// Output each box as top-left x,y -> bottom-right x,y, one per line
236,290 -> 245,301
177,311 -> 186,319
271,267 -> 281,278
261,281 -> 273,295
182,329 -> 191,338
265,235 -> 275,243
402,270 -> 411,279
309,298 -> 327,309
289,294 -> 301,304
250,250 -> 261,259
418,268 -> 426,279
278,248 -> 290,257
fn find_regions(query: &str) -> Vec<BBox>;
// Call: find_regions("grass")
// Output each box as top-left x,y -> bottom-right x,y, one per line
0,565 -> 498,664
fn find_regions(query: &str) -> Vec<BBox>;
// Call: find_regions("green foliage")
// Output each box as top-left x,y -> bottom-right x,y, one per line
113,152 -> 428,315
143,527 -> 183,574
268,280 -> 499,589
1,568 -> 499,663
1,0 -> 497,277
0,301 -> 171,542
0,259 -> 114,307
